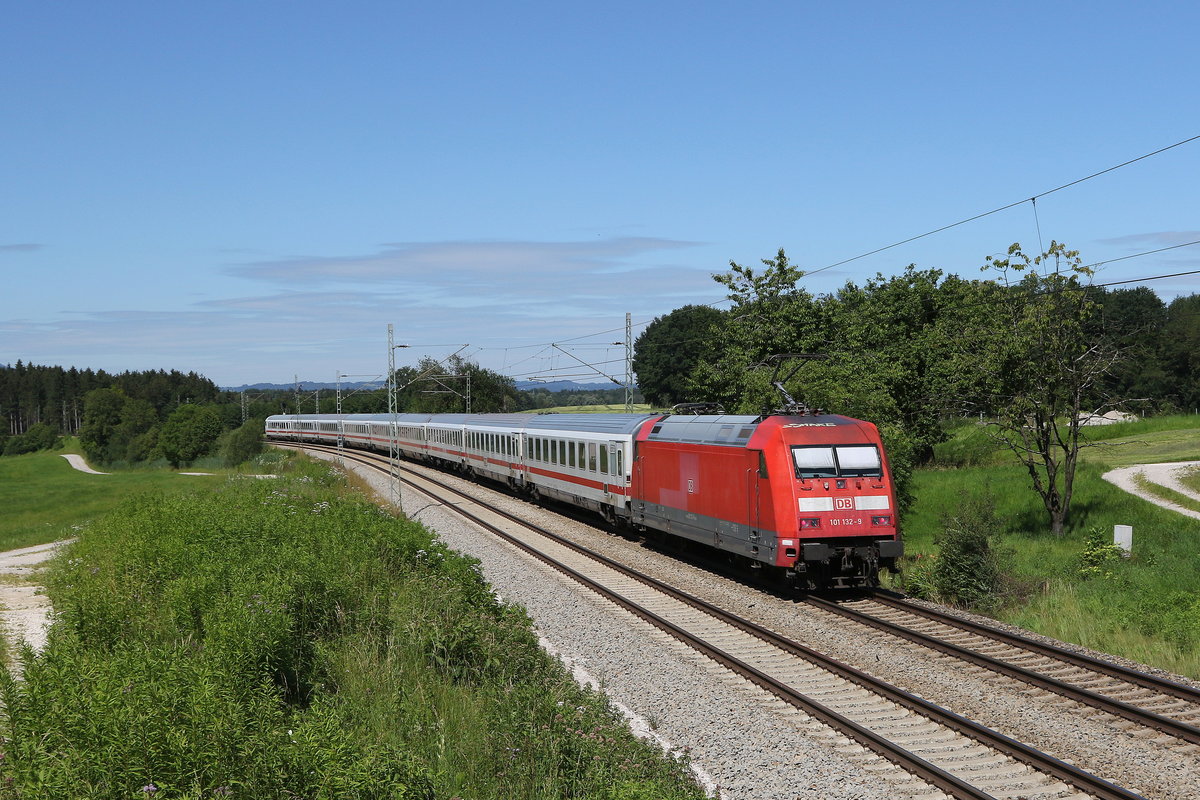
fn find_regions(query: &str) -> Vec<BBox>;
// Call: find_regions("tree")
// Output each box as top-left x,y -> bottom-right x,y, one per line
157,405 -> 223,468
1090,286 -> 1169,406
632,305 -> 726,407
1160,294 -> 1200,411
689,248 -> 828,412
78,388 -> 128,462
970,241 -> 1124,535
220,418 -> 265,467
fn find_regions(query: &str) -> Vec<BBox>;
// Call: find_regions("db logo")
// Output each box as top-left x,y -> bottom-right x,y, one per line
834,497 -> 854,510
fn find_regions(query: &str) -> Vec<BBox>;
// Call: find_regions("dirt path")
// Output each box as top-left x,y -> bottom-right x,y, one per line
1101,460 -> 1200,520
60,453 -> 108,474
0,541 -> 69,663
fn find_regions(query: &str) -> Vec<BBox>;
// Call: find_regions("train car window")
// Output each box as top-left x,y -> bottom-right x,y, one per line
834,445 -> 882,477
738,427 -> 754,439
616,450 -> 623,477
599,446 -> 608,474
588,442 -> 597,472
568,441 -> 576,468
791,446 -> 838,478
758,451 -> 769,478
578,442 -> 586,469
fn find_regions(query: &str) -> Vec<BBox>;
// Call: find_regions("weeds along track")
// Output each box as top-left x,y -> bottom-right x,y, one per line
810,595 -> 1200,748
280,442 -> 1152,800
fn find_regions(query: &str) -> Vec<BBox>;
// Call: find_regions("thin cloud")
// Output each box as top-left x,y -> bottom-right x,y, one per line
1098,231 -> 1200,248
5,238 -> 725,383
226,237 -> 699,285
0,243 -> 43,253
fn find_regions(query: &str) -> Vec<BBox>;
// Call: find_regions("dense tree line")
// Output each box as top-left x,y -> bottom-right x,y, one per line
632,245 -> 1200,530
1,363 -> 221,437
0,363 -> 269,466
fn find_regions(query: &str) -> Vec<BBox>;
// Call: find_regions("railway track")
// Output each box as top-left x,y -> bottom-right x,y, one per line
809,594 -> 1200,747
280,442 -> 1159,800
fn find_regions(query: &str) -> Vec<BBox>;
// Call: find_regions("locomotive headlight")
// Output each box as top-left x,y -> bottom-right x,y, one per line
871,515 -> 892,526
799,518 -> 821,529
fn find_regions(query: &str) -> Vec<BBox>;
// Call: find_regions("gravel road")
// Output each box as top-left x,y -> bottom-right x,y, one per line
1102,461 -> 1200,520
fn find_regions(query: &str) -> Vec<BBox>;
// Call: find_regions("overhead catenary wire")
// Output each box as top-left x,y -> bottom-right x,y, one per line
802,133 -> 1200,279
438,135 -> 1200,369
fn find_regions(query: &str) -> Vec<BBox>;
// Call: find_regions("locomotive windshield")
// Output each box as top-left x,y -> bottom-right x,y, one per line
791,445 -> 882,478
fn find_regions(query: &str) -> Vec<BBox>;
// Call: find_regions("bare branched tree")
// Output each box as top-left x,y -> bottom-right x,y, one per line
973,241 -> 1131,535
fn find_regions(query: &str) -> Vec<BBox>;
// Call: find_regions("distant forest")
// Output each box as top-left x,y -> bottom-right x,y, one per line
0,360 -> 640,464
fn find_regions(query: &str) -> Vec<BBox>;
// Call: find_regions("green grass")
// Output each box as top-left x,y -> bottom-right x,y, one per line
0,440 -> 289,551
907,414 -> 1200,677
0,443 -> 224,550
932,414 -> 1200,470
1079,427 -> 1200,467
0,459 -> 705,799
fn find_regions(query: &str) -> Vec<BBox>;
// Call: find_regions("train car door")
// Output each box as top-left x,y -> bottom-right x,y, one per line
516,432 -> 527,485
632,451 -> 646,526
748,450 -> 764,552
607,441 -> 619,496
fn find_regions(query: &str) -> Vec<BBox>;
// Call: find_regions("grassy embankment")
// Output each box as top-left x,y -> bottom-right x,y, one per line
0,439 -> 242,551
0,451 -> 705,799
902,415 -> 1200,678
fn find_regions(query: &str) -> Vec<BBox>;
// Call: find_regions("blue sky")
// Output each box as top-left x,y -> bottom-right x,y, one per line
4,1 -> 1198,387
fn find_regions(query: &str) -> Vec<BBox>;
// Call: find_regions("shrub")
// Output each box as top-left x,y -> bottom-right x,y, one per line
930,491 -> 1005,611
219,418 -> 265,467
1077,526 -> 1127,581
1,423 -> 62,456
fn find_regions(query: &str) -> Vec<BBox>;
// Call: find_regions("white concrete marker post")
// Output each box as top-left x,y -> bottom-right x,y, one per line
1114,524 -> 1133,557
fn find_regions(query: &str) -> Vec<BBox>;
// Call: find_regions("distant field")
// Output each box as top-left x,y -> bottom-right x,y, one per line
934,414 -> 1200,469
0,441 -> 262,550
524,403 -> 656,414
1078,426 -> 1200,467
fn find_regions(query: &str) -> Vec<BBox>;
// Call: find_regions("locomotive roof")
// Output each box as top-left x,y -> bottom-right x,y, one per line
643,413 -> 858,447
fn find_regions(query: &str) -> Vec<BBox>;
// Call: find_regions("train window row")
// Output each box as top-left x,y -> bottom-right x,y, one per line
272,423 -> 620,479
430,428 -> 463,448
529,437 -> 623,478
469,431 -> 515,458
